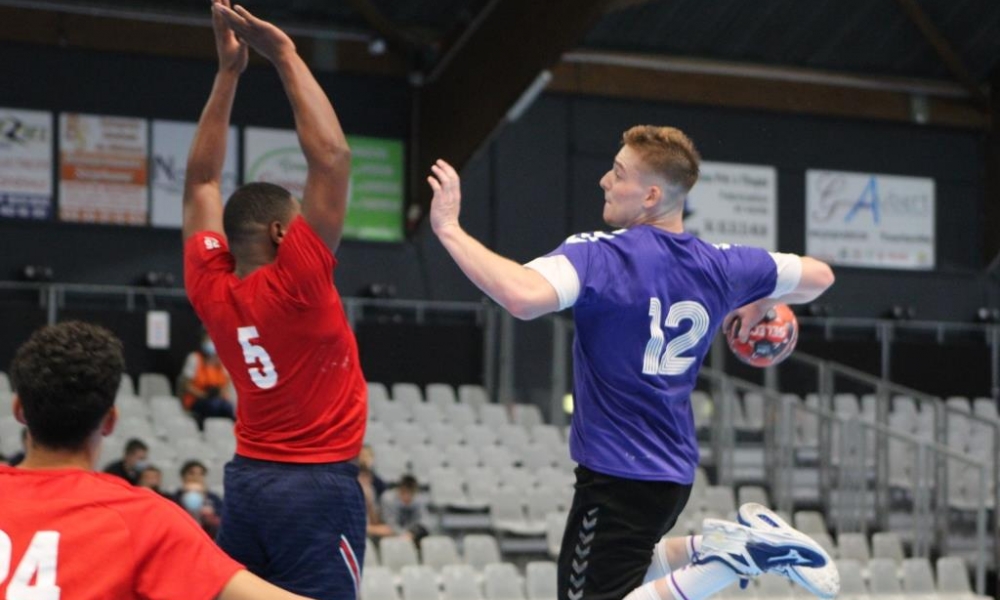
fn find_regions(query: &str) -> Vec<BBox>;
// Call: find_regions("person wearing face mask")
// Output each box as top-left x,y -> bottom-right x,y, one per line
181,330 -> 235,429
173,459 -> 225,537
103,437 -> 149,485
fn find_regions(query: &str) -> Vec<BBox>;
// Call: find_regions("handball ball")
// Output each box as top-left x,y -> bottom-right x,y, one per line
727,303 -> 798,367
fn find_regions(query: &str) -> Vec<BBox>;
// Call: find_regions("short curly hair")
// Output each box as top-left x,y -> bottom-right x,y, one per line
10,321 -> 124,450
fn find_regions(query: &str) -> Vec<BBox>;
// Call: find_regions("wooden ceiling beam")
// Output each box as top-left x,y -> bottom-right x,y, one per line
548,55 -> 987,129
408,0 -> 616,234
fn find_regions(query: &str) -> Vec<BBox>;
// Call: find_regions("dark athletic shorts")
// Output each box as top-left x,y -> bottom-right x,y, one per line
558,465 -> 692,600
216,455 -> 367,600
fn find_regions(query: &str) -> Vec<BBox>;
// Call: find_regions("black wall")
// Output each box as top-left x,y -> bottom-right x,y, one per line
1,40 -> 997,397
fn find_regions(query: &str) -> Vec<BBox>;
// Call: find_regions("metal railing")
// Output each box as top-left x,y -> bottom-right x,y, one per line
698,363 -> 992,595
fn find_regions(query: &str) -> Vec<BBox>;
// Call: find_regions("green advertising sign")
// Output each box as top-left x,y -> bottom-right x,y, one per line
244,127 -> 404,242
344,136 -> 404,242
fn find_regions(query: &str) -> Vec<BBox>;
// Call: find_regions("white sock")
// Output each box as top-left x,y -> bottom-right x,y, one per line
664,561 -> 739,600
684,535 -> 703,564
643,537 -> 672,583
623,580 -> 663,600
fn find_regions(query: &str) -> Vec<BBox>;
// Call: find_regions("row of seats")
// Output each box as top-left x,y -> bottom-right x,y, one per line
368,535 -> 504,574
362,561 -> 555,600
366,421 -> 567,455
369,438 -> 572,483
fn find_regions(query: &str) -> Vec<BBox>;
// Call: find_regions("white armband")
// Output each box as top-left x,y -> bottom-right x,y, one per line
524,255 -> 580,310
767,252 -> 802,298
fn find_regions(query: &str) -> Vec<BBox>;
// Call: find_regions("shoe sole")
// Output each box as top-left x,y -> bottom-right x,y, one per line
737,503 -> 840,600
701,518 -> 827,572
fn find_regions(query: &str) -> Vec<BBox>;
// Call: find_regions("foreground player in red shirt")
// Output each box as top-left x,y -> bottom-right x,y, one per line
183,2 -> 366,597
0,321 -> 313,600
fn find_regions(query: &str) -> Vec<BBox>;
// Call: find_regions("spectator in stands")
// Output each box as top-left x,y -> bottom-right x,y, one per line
173,460 -> 224,537
103,437 -> 149,485
180,331 -> 235,429
137,464 -> 169,497
4,427 -> 27,467
378,475 -> 431,543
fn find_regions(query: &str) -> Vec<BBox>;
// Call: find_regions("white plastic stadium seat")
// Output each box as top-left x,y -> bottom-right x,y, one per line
867,558 -> 903,595
871,532 -> 904,564
379,536 -> 419,573
138,372 -> 172,400
401,565 -> 439,600
525,561 -> 557,600
901,557 -> 937,597
442,564 -> 482,600
462,534 -> 502,571
426,382 -> 457,411
514,403 -> 545,429
361,566 -> 400,600
836,533 -> 871,564
420,535 -> 462,571
484,563 -> 525,600
936,556 -> 981,600
458,384 -> 490,415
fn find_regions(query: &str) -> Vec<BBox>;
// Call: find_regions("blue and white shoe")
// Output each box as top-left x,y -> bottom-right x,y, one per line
694,518 -> 828,583
737,503 -> 840,599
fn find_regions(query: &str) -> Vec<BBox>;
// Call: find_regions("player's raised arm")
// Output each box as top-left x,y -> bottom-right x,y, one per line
183,0 -> 247,241
216,4 -> 351,254
428,159 -> 561,320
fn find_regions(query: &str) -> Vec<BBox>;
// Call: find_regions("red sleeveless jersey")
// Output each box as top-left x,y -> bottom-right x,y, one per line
184,216 -> 367,463
0,466 -> 242,599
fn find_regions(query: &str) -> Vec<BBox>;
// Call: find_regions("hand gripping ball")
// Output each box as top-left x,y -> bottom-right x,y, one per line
727,303 -> 799,367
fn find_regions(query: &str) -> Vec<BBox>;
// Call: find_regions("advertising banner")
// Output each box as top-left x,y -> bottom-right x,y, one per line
0,107 -> 54,220
244,126 -> 404,242
685,161 -> 777,251
59,113 -> 149,225
806,170 -> 935,270
150,120 -> 238,228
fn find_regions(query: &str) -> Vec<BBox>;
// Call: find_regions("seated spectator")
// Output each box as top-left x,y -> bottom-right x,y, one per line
180,331 -> 234,428
137,464 -> 169,497
377,475 -> 431,543
103,438 -> 148,485
173,460 -> 224,536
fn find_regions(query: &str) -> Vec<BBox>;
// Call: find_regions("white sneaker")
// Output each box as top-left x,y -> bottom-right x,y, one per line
695,518 -> 828,581
737,503 -> 840,599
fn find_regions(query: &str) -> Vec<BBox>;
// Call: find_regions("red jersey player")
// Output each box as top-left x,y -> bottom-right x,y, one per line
0,321 -> 314,600
182,2 -> 366,597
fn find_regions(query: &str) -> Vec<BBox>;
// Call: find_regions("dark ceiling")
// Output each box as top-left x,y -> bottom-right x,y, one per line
12,0 -> 1000,85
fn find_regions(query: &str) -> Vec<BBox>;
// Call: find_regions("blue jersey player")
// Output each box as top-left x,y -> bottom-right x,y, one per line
427,125 -> 838,600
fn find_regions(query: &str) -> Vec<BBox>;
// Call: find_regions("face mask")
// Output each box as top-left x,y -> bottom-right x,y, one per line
133,460 -> 149,472
202,340 -> 216,356
181,490 -> 205,512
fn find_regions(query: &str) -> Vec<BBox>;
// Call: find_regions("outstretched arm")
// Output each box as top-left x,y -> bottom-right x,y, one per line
216,4 -> 351,253
183,0 -> 247,241
428,159 -> 560,320
726,257 -> 835,341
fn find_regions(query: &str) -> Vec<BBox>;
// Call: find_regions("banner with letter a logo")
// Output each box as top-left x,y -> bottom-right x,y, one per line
806,170 -> 935,270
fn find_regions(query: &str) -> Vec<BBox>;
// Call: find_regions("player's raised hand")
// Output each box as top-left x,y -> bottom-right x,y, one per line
427,159 -> 463,234
211,0 -> 247,74
213,3 -> 296,64
724,299 -> 775,343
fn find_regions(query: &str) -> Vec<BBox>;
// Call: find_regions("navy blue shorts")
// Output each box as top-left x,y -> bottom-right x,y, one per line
216,456 -> 366,600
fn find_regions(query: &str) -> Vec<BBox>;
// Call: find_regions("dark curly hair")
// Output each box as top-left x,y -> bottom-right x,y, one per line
10,321 -> 124,450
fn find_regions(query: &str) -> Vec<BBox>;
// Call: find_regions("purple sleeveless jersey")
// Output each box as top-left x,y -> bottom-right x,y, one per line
548,225 -> 780,483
